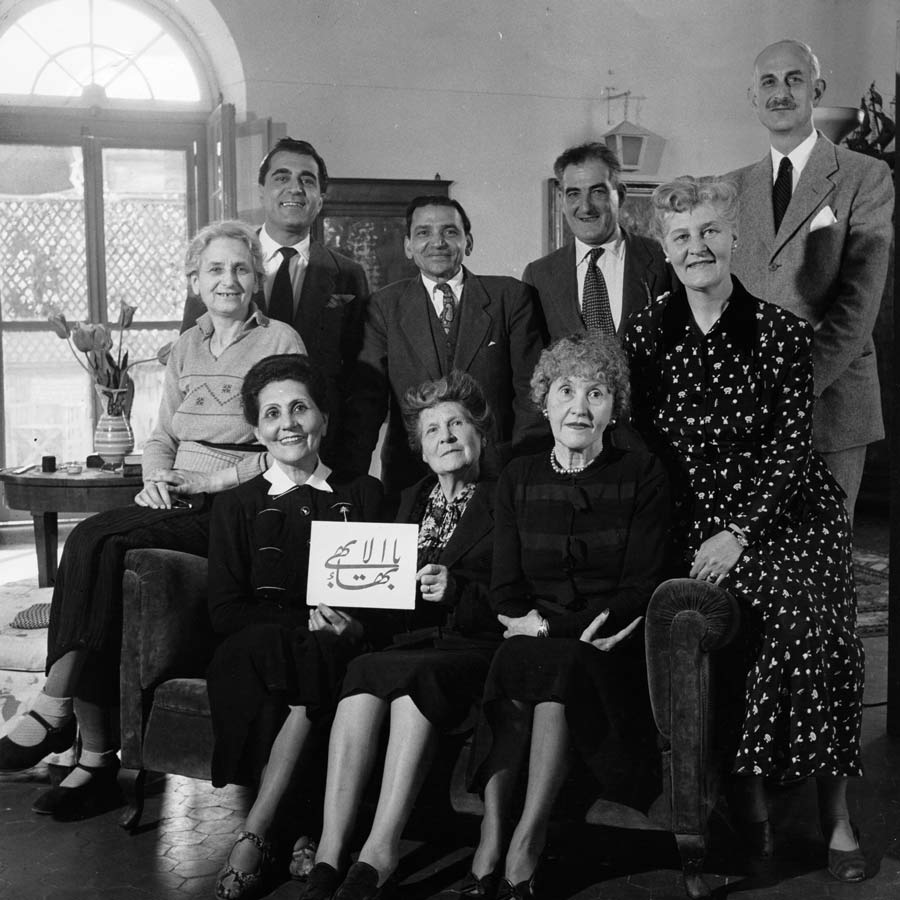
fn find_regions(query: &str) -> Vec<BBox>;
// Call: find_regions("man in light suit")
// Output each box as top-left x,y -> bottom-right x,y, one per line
523,142 -> 672,342
338,195 -> 546,498
728,40 -> 893,518
181,138 -> 368,463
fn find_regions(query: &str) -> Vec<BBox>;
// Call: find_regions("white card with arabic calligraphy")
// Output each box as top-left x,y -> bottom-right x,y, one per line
307,521 -> 419,609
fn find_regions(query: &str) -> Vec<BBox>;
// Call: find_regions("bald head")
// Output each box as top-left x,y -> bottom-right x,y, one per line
749,39 -> 826,152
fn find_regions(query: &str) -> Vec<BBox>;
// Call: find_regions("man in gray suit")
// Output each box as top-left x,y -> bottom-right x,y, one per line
523,142 -> 672,342
728,40 -> 893,518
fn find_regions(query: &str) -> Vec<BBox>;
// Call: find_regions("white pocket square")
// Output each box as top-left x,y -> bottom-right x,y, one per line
809,206 -> 837,232
488,340 -> 497,347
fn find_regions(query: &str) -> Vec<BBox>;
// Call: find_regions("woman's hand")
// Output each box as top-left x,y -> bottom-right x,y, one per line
580,609 -> 643,652
309,603 -> 363,641
690,530 -> 744,584
498,609 -> 546,638
134,470 -> 189,508
416,564 -> 454,603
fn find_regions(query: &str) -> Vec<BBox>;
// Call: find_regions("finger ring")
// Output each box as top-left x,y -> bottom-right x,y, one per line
707,573 -> 716,581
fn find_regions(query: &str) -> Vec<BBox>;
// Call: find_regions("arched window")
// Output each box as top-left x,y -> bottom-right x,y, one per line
0,0 -> 208,105
0,0 -> 220,495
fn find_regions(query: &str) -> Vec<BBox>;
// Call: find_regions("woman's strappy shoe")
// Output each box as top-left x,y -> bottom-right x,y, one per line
214,830 -> 274,900
0,711 -> 76,772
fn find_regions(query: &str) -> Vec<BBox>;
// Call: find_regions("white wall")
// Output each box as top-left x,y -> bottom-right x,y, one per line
208,0 -> 895,275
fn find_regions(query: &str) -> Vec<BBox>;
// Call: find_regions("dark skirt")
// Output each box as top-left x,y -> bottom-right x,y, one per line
339,634 -> 497,734
467,635 -> 659,811
207,623 -> 361,787
46,501 -> 212,704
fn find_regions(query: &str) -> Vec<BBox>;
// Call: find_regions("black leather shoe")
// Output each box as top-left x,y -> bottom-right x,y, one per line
497,874 -> 537,900
456,870 -> 502,898
31,760 -> 122,819
333,862 -> 393,900
298,862 -> 343,900
824,822 -> 866,883
0,711 -> 76,772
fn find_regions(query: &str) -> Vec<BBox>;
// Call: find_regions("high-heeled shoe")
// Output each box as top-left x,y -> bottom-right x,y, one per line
332,861 -> 396,900
496,872 -> 538,900
822,821 -> 866,883
214,830 -> 274,900
297,862 -> 343,900
31,759 -> 122,819
456,868 -> 502,898
0,711 -> 76,772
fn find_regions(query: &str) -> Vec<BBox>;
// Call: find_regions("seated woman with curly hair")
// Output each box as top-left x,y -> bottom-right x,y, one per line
465,334 -> 670,900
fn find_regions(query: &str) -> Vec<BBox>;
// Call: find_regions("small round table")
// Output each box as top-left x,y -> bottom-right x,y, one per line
0,469 -> 143,587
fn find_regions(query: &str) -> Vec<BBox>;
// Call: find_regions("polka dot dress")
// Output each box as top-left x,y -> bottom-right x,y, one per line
624,282 -> 864,778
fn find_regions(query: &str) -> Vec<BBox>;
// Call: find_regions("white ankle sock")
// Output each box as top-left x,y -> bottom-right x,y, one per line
7,693 -> 73,747
60,749 -> 118,788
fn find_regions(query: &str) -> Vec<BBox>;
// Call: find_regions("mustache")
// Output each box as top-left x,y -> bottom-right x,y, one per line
766,100 -> 797,110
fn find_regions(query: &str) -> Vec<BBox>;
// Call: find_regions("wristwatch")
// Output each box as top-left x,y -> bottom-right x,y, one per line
726,522 -> 749,548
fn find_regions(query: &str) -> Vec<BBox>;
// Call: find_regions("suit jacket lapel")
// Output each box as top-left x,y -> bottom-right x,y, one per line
773,134 -> 837,256
557,244 -> 583,334
296,242 -> 337,335
399,278 -> 442,380
742,155 -> 777,254
440,483 -> 494,567
620,232 -> 654,331
453,269 -> 492,374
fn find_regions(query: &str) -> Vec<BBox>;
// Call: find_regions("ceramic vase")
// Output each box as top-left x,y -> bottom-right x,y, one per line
94,387 -> 135,465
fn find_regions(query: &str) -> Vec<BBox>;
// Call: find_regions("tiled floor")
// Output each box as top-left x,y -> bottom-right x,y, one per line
0,512 -> 897,900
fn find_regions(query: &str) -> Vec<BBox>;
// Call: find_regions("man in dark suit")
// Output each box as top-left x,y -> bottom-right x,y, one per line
523,142 -> 672,342
728,40 -> 893,518
181,138 -> 368,462
339,196 -> 546,498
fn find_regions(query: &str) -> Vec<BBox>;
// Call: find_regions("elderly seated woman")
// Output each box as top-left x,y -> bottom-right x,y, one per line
207,353 -> 384,900
624,175 -> 866,882
298,370 -> 501,900
0,221 -> 304,818
465,334 -> 670,900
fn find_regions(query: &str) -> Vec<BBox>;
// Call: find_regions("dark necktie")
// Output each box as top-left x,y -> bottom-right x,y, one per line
582,247 -> 615,336
772,157 -> 793,232
436,283 -> 456,333
267,247 -> 297,324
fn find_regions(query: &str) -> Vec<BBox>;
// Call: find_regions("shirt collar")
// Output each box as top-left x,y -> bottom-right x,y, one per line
196,303 -> 267,337
421,267 -> 465,296
260,225 -> 311,262
769,128 -> 817,178
660,280 -> 758,356
263,458 -> 334,496
575,231 -> 624,265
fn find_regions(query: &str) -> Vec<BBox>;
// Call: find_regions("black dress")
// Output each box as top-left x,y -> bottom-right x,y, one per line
205,471 -> 384,787
624,281 -> 864,778
339,476 -> 500,733
468,446 -> 670,808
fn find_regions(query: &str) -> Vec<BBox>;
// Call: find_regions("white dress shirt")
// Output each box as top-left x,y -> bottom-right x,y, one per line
259,226 -> 311,314
575,232 -> 627,330
421,268 -> 465,319
770,128 -> 818,191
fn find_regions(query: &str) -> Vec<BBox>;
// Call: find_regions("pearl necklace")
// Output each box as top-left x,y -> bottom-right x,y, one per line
549,450 -> 589,476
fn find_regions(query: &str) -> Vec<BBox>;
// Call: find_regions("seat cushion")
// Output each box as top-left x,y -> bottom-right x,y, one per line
142,678 -> 213,782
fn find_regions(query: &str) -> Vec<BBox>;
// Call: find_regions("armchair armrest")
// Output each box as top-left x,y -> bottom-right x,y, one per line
644,577 -> 740,835
120,548 -> 212,770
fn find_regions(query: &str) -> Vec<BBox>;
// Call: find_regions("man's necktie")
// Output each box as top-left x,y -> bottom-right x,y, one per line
772,157 -> 793,232
267,247 -> 297,324
436,283 -> 456,333
582,248 -> 615,337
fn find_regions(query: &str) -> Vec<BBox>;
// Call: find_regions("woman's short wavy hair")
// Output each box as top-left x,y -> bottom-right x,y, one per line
241,354 -> 330,425
184,220 -> 265,296
649,176 -> 740,244
530,333 -> 630,420
401,370 -> 494,453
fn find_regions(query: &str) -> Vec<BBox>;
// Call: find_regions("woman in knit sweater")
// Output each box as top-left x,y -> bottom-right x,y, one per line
0,220 -> 304,819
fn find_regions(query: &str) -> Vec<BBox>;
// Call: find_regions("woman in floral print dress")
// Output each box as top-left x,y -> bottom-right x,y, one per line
624,176 -> 866,883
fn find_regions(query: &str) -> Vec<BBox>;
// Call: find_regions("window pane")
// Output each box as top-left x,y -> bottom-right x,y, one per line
103,148 -> 188,322
0,145 -> 88,323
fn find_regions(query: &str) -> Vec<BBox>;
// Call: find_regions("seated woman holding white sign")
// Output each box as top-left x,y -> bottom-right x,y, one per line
206,353 -> 384,900
299,370 -> 501,900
